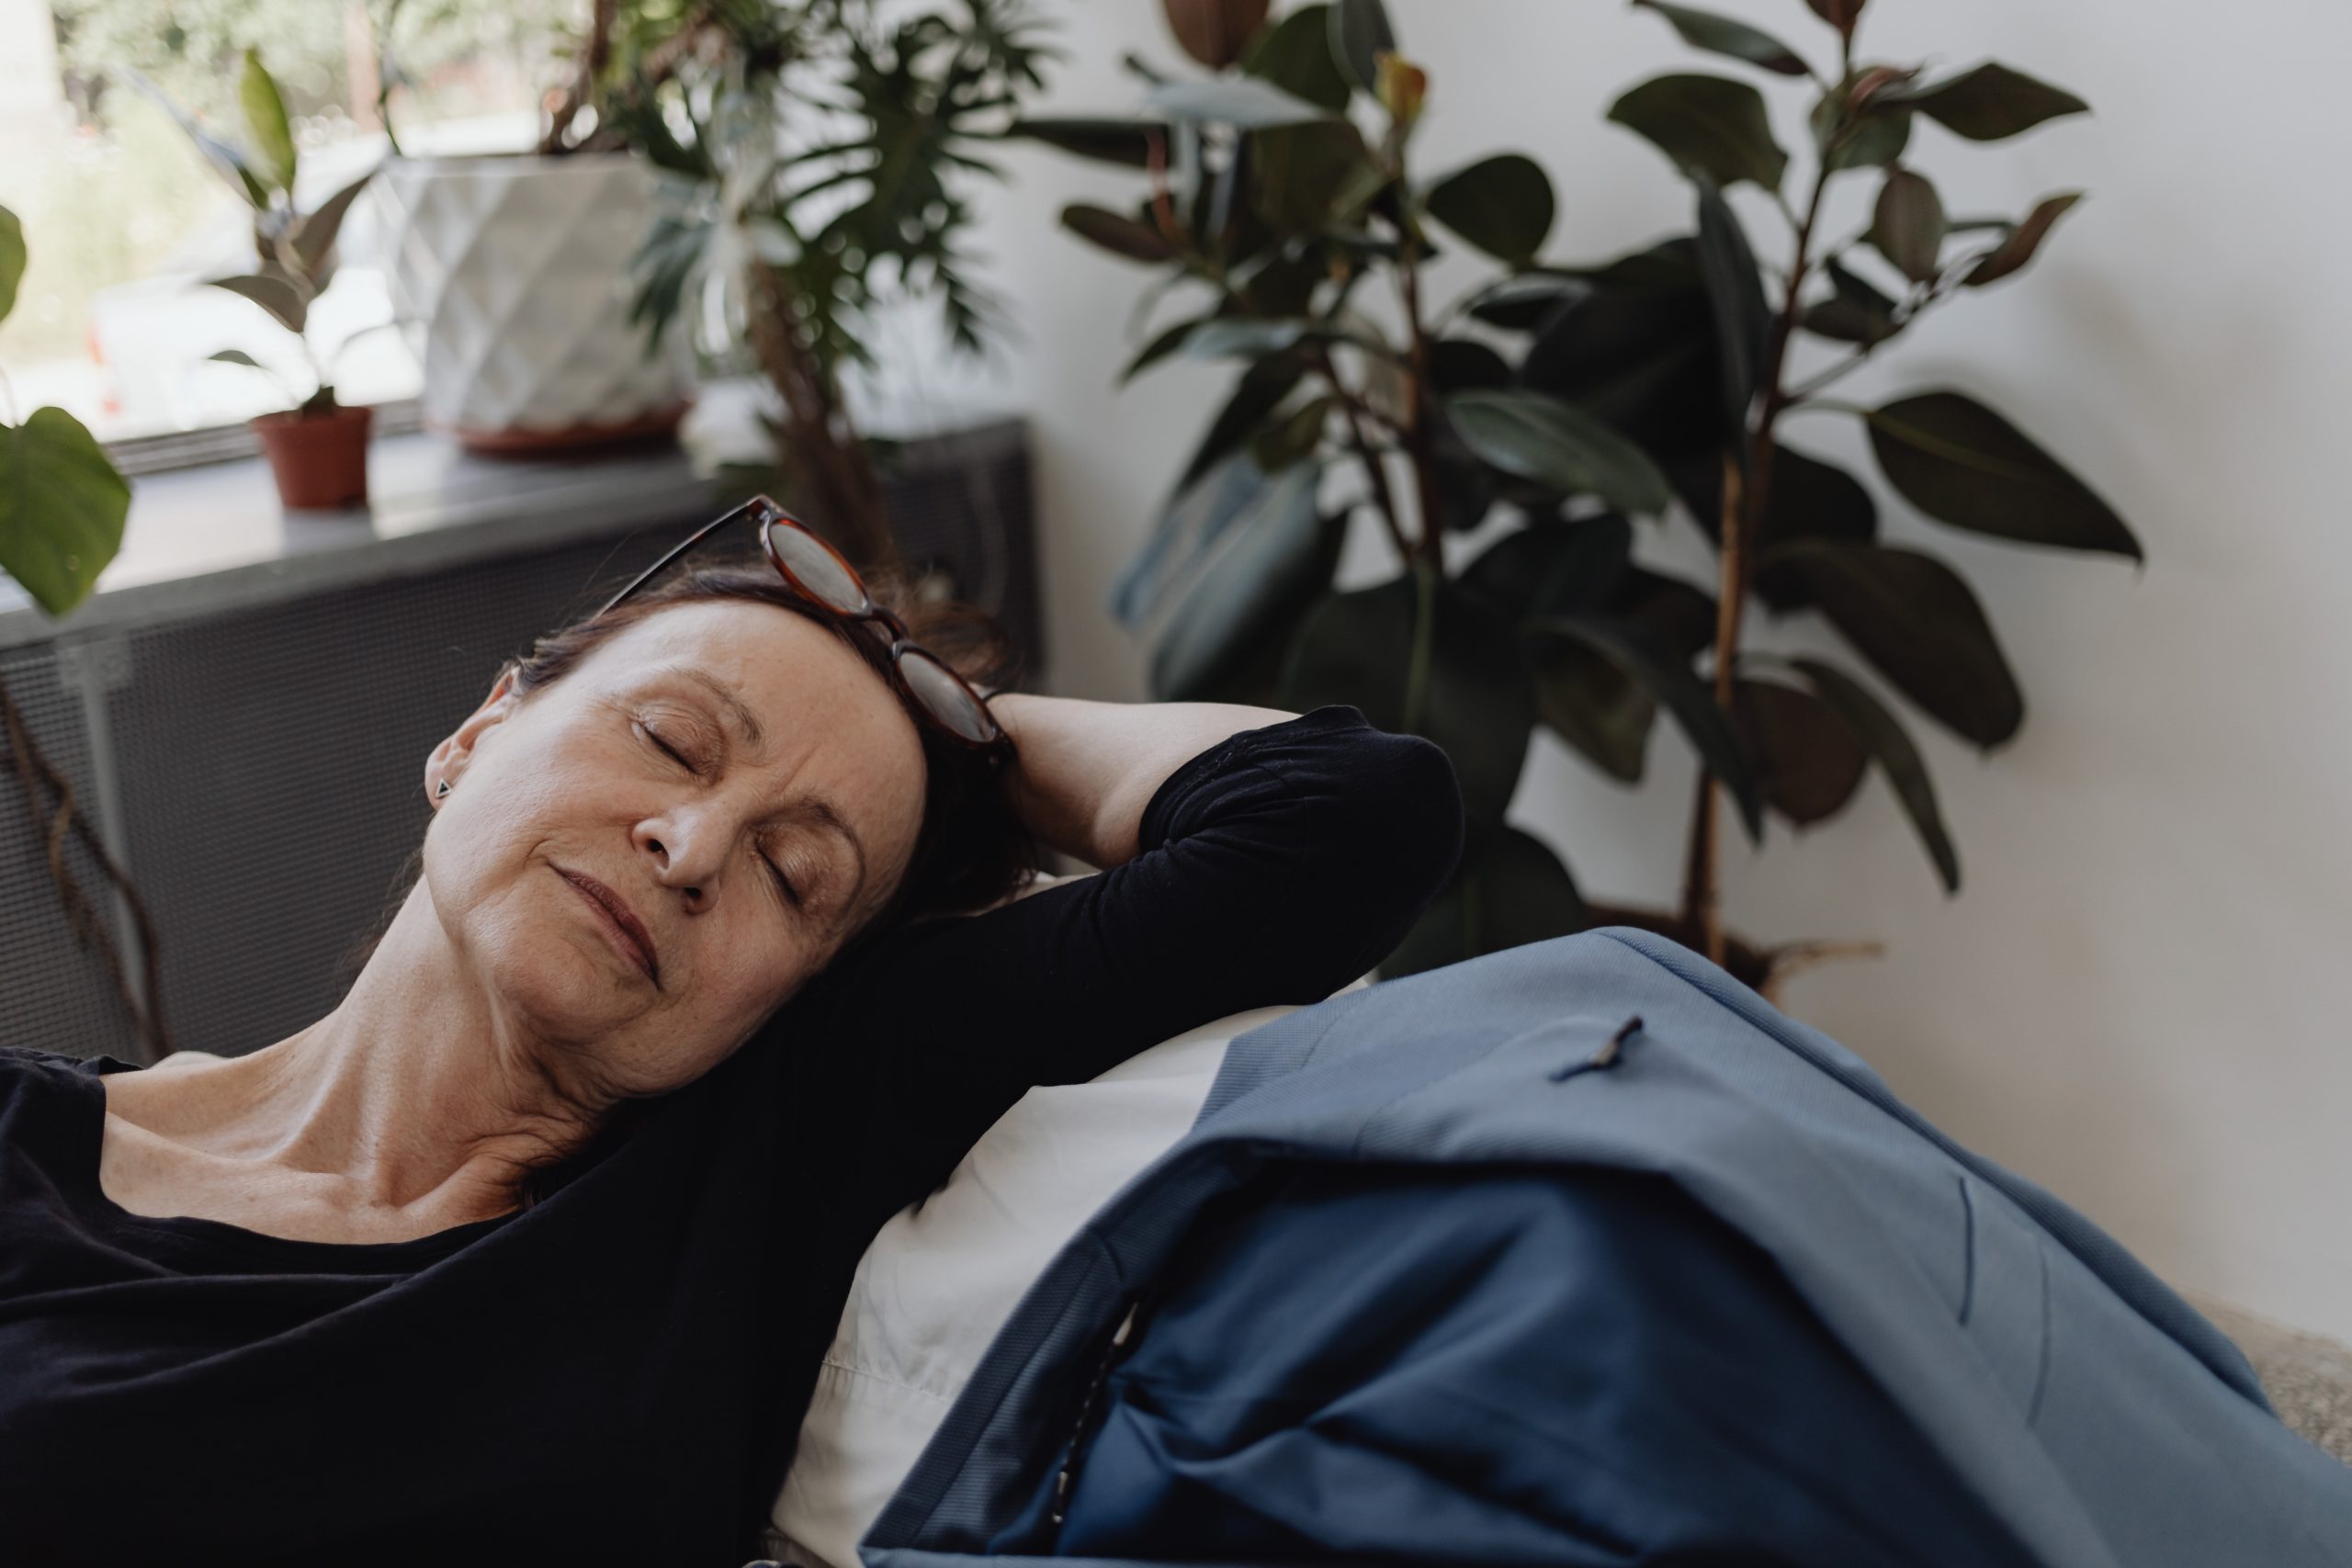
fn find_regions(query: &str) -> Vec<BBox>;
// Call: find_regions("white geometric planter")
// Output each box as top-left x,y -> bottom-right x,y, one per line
375,152 -> 694,452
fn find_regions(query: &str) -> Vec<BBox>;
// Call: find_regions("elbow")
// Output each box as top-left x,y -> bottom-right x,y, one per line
1300,731 -> 1466,984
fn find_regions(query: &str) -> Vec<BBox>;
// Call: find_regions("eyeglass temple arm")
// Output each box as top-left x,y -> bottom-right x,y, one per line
597,498 -> 780,615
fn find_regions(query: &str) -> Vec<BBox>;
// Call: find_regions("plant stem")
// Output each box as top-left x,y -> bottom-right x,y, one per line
0,671 -> 172,1062
743,254 -> 897,570
1679,161 -> 1830,957
1318,352 -> 1414,568
1393,231 -> 1445,573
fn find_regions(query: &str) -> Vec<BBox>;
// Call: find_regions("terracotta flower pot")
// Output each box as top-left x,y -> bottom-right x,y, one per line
254,404 -> 372,511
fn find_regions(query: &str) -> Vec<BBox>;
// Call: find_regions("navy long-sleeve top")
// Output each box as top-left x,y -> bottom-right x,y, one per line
0,705 -> 1461,1566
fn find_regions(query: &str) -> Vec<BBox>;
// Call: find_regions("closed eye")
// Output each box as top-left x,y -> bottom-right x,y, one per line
639,716 -> 802,910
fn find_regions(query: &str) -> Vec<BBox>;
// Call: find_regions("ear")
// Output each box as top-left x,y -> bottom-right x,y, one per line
424,671 -> 520,806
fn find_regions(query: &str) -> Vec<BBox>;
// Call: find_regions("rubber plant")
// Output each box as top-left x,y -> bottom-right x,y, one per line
617,0 -> 1055,569
0,204 -> 168,1058
1020,0 -> 1747,979
1026,0 -> 2136,990
1523,0 -> 2140,979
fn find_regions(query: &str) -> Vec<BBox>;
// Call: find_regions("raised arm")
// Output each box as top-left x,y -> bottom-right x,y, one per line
988,693 -> 1302,871
788,701 -> 1464,1206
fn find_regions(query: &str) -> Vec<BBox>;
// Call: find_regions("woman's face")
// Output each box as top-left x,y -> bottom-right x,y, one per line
420,598 -> 928,1099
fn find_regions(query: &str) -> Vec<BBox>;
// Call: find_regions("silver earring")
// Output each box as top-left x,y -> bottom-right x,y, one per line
435,779 -> 451,799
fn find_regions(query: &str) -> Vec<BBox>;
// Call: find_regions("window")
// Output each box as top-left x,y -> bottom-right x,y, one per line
0,0 -> 571,447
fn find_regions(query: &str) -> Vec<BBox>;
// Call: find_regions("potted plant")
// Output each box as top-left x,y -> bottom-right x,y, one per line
0,202 -> 168,1057
615,0 -> 1055,567
1022,0 -> 2136,992
366,0 -> 708,454
136,51 -> 381,510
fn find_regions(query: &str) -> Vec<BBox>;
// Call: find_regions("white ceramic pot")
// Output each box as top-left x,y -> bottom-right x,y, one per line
375,152 -> 694,452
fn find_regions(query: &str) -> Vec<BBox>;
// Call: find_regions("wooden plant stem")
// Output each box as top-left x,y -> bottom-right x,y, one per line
744,256 -> 898,571
1679,165 -> 1830,957
1683,450 -> 1747,963
1394,236 -> 1444,571
1315,350 -> 1412,567
0,671 -> 171,1063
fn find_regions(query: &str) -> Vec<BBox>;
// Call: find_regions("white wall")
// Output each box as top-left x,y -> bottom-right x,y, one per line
906,0 -> 2352,1341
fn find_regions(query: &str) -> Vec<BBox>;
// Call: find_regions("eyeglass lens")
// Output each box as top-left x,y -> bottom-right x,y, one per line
899,647 -> 997,744
767,523 -> 867,614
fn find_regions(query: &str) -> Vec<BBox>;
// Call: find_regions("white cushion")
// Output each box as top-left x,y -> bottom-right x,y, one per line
764,998 -> 1322,1567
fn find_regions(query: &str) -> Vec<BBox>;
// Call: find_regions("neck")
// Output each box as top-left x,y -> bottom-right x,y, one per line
183,887 -> 614,1223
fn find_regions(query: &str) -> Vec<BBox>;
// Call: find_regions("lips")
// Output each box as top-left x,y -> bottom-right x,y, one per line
558,868 -> 662,987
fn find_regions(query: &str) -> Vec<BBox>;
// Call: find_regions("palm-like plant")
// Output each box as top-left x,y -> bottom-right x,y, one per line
619,0 -> 1054,568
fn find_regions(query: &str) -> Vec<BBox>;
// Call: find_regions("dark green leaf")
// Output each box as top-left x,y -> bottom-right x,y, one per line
1117,452 -> 1320,626
1447,389 -> 1674,515
1632,1 -> 1809,75
1762,540 -> 2023,746
1010,117 -> 1166,168
1243,3 -> 1351,110
1465,273 -> 1587,332
206,348 -> 265,369
1178,353 -> 1309,491
1060,202 -> 1177,265
1532,614 -> 1763,839
1145,75 -> 1335,130
290,169 -> 379,281
1801,254 -> 1902,344
238,49 -> 297,197
1898,62 -> 2088,141
1149,483 -> 1341,702
1249,394 -> 1339,471
1429,419 -> 1500,533
1528,566 -> 1713,782
124,67 -> 273,209
1805,0 -> 1865,35
0,406 -> 130,617
1608,73 -> 1788,191
1382,828 -> 1588,977
1516,241 -> 1719,462
1963,192 -> 2083,287
1250,118 -> 1377,231
1428,338 -> 1511,394
1864,390 -> 2141,558
1121,312 -> 1215,383
1871,168 -> 1945,284
1283,570 -> 1536,837
1424,154 -> 1555,265
1460,513 -> 1634,626
207,270 -> 308,334
1809,87 -> 1913,172
1693,176 -> 1769,433
1789,657 -> 1961,891
1328,0 -> 1397,94
1732,677 -> 1868,824
0,205 -> 22,325
1183,317 -> 1313,358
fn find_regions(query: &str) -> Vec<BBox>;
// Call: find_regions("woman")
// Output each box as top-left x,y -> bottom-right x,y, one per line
0,498 -> 1464,1566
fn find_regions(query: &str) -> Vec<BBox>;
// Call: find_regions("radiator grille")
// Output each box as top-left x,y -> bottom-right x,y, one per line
0,648 -> 140,1055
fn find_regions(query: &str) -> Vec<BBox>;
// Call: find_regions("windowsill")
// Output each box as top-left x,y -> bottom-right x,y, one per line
0,379 -> 1023,652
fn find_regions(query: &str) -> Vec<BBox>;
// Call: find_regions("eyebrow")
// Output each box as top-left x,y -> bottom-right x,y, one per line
676,668 -> 768,754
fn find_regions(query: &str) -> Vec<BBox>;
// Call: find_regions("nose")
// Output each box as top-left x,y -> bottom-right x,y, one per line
634,808 -> 727,910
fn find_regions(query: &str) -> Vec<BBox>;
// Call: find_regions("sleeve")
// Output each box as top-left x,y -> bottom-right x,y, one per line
800,704 -> 1463,1204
